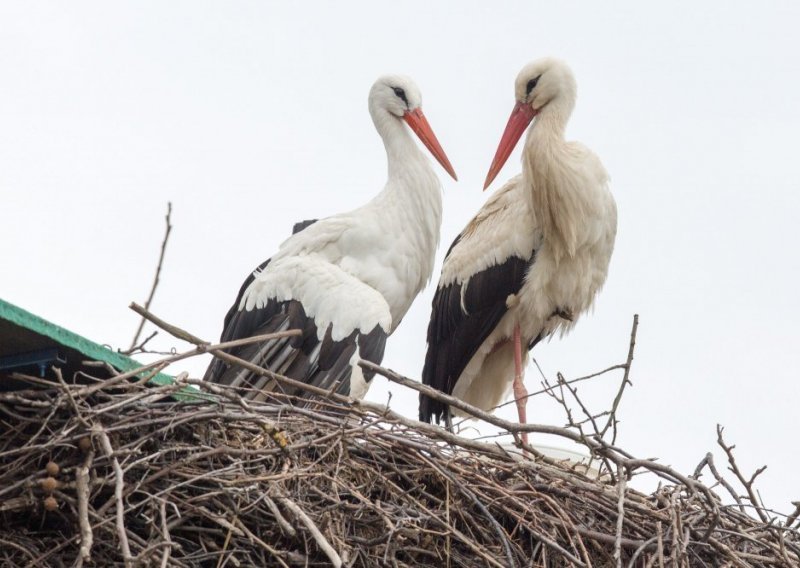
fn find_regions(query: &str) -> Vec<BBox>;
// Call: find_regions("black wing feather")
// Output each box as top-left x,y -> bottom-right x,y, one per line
204,218 -> 388,403
205,297 -> 386,403
419,240 -> 535,424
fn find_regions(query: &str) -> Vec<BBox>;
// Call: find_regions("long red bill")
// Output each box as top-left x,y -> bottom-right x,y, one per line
483,101 -> 537,190
403,108 -> 458,181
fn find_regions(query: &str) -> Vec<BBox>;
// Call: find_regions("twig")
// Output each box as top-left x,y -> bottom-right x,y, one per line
614,464 -> 627,568
656,522 -> 664,567
95,424 -> 133,566
54,367 -> 91,428
264,495 -> 297,537
600,314 -> 639,443
716,424 -> 770,523
126,331 -> 159,356
787,502 -> 800,528
126,202 -> 173,353
158,500 -> 172,568
130,301 -> 206,346
693,451 -> 745,514
76,448 -> 95,562
275,492 -> 342,568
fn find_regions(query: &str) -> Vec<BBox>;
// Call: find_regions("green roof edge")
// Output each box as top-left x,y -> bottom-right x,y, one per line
0,298 -> 173,386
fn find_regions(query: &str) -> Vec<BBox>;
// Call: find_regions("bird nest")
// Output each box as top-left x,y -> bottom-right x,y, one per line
1,347 -> 799,568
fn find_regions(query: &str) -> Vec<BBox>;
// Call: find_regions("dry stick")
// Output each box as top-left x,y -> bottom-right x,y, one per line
656,521 -> 665,568
129,330 -> 159,355
263,495 -> 297,537
600,314 -> 639,443
158,500 -> 172,568
614,464 -> 627,568
76,448 -> 95,563
129,302 -> 207,346
53,367 -> 91,429
94,424 -> 133,567
275,492 -> 342,568
787,502 -> 800,528
694,451 -> 745,515
716,424 -> 770,524
127,202 -> 173,353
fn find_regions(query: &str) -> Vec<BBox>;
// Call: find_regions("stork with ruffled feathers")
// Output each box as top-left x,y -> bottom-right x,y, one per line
204,75 -> 456,402
419,58 -> 617,444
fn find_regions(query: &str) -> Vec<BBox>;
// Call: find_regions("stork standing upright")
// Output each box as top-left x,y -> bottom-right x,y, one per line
419,58 -> 617,443
204,75 -> 457,402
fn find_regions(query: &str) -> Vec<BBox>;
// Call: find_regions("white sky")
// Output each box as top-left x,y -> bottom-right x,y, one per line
2,2 -> 798,512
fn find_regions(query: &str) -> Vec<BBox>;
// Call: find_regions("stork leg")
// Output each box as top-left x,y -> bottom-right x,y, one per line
512,324 -> 529,446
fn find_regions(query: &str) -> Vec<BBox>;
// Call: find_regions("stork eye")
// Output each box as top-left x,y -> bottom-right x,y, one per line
526,75 -> 541,96
392,87 -> 409,105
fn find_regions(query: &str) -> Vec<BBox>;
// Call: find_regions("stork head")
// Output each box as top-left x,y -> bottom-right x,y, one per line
484,58 -> 577,190
369,75 -> 457,181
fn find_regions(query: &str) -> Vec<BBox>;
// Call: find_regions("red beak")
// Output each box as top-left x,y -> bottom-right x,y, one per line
403,108 -> 458,181
483,101 -> 537,190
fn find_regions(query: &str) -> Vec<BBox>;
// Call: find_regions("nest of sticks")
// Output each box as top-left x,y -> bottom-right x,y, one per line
1,313 -> 799,567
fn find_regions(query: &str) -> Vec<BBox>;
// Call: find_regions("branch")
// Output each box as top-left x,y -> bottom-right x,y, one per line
129,302 -> 206,346
787,502 -> 800,528
693,451 -> 745,514
126,202 -> 173,353
275,492 -> 342,568
600,314 -> 639,443
76,447 -> 95,562
614,464 -> 627,568
716,424 -> 770,523
95,425 -> 133,566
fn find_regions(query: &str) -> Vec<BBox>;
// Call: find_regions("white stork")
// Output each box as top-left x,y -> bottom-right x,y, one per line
419,58 -> 617,443
204,75 -> 457,402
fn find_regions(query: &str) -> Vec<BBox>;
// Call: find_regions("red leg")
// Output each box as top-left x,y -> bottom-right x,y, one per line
512,324 -> 529,446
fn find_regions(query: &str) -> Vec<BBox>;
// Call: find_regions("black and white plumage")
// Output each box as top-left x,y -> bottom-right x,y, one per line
419,59 -> 617,440
204,75 -> 456,403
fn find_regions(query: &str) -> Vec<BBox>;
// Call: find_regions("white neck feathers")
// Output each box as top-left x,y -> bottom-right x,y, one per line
365,105 -> 443,322
522,95 -> 590,261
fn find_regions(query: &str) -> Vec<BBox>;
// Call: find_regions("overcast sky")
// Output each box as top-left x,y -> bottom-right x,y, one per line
2,2 -> 798,511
